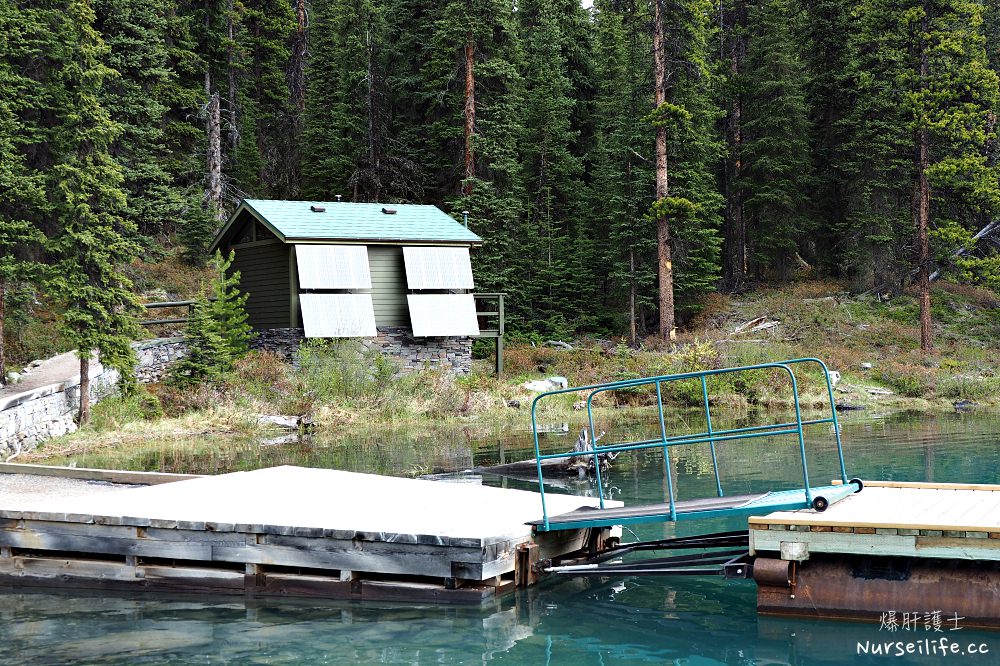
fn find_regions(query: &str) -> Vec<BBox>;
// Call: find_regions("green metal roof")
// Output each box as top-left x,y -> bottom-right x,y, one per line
240,199 -> 481,245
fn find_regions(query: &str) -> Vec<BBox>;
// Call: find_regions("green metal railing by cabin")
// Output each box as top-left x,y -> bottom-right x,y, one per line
143,292 -> 507,374
141,300 -> 204,326
530,358 -> 859,532
474,293 -> 505,375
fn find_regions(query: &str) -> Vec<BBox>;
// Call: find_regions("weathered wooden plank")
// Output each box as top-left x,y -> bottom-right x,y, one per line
0,464 -> 199,485
844,479 -> 1000,491
262,534 -> 491,564
0,531 -> 215,560
139,565 -> 245,589
750,528 -> 1000,561
212,542 -> 455,578
751,486 -> 1000,532
0,555 -> 136,581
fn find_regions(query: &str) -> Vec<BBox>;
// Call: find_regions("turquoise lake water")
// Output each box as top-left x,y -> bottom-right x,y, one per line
2,410 -> 999,664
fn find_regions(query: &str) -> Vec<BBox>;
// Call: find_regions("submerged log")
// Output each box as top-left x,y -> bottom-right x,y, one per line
476,429 -> 616,480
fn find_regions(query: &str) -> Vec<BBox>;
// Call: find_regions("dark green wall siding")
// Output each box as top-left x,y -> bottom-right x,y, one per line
230,241 -> 290,329
368,246 -> 410,327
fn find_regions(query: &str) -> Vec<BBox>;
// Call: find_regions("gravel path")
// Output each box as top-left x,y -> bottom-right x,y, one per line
0,474 -> 140,509
0,350 -> 99,401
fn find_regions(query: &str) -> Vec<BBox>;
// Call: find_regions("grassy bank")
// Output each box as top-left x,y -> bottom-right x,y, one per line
23,279 -> 1000,463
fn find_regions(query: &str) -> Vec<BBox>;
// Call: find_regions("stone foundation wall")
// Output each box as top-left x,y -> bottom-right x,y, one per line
252,327 -> 473,375
1,329 -> 473,457
0,366 -> 120,457
135,337 -> 188,383
0,337 -> 187,457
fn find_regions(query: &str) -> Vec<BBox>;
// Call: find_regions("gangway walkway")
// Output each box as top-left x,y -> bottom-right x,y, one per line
529,358 -> 862,532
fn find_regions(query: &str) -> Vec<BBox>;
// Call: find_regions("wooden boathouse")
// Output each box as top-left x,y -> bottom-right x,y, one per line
209,200 -> 482,336
206,199 -> 504,373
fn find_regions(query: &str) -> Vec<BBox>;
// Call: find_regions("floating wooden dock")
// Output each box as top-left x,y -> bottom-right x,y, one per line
750,480 -> 1000,628
0,466 -> 617,603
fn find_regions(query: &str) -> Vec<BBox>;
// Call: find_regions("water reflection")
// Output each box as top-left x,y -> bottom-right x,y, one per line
13,411 -> 1000,664
5,580 -> 993,664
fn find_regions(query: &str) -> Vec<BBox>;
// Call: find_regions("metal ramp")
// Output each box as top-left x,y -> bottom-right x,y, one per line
529,483 -> 860,531
529,358 -> 861,532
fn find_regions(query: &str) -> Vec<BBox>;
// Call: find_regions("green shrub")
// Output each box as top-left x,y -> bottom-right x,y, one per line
937,375 -> 994,400
87,387 -> 162,431
296,339 -> 396,401
878,367 -> 930,398
169,251 -> 253,387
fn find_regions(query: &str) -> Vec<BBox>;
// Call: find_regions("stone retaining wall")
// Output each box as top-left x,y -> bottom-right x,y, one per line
0,338 -> 186,457
253,328 -> 473,375
135,337 -> 188,383
1,328 -> 473,457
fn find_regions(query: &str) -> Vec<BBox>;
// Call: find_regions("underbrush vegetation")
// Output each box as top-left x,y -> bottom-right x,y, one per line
24,278 -> 1000,460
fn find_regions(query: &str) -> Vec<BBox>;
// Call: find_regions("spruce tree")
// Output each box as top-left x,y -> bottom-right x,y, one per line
518,0 -> 588,334
590,0 -> 656,339
801,0 -> 856,273
161,1 -> 216,263
852,0 -> 999,348
171,251 -> 251,384
647,0 -> 724,328
170,293 -> 229,386
46,0 -> 142,423
209,250 -> 253,359
738,0 -> 812,280
424,0 -> 527,325
230,0 -> 297,198
0,1 -> 46,380
93,0 -> 186,247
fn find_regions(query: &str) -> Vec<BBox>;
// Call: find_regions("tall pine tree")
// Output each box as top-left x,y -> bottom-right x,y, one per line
852,0 -> 999,348
46,0 -> 142,423
738,0 -> 812,280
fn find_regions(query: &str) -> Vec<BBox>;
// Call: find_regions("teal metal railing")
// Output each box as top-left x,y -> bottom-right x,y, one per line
530,358 -> 848,531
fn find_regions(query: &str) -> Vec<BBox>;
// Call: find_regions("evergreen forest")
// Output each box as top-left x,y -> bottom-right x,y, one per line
4,0 -> 1000,373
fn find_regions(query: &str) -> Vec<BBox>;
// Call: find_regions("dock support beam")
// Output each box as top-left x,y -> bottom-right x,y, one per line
756,554 -> 1000,629
514,543 -> 539,588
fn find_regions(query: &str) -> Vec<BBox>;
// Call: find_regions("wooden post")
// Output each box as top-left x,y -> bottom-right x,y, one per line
514,542 -> 539,587
289,246 -> 300,328
495,293 -> 504,376
78,355 -> 91,425
495,337 -> 503,376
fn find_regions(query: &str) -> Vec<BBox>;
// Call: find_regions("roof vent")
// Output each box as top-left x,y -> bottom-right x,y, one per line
382,207 -> 397,215
310,205 -> 326,213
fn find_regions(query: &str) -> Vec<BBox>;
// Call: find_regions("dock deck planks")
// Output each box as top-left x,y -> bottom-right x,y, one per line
0,466 -> 618,602
749,480 -> 1000,561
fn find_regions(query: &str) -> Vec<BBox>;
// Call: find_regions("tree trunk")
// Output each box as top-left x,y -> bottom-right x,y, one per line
206,70 -> 224,221
917,14 -> 932,352
653,0 -> 675,339
366,26 -> 378,201
917,127 -> 932,351
291,0 -> 308,113
723,94 -> 746,291
722,0 -> 746,292
463,23 -> 476,197
226,0 -> 238,153
78,355 -> 90,426
628,247 -> 637,346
